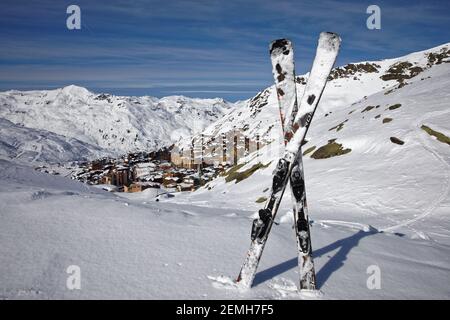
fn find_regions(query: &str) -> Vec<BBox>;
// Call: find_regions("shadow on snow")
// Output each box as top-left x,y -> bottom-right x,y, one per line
253,227 -> 379,288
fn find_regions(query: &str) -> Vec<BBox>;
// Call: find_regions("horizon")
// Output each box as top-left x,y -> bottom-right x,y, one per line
1,0 -> 450,101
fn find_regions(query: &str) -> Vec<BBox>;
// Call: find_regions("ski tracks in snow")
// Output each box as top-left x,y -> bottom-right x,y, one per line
380,108 -> 450,234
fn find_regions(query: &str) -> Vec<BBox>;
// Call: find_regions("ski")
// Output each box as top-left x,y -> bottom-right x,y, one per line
269,39 -> 299,141
290,155 -> 316,289
269,38 -> 316,290
236,32 -> 341,289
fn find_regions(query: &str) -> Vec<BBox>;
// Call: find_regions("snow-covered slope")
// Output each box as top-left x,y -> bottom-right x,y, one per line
0,85 -> 234,162
0,118 -> 110,164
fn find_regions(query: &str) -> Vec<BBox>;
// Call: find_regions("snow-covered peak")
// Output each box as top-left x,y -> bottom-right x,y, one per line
60,84 -> 92,97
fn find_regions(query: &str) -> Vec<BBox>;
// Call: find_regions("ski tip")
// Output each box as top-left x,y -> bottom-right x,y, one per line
320,31 -> 340,40
318,32 -> 342,51
269,38 -> 292,56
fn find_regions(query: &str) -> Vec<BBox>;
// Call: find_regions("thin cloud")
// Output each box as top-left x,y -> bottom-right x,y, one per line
1,0 -> 449,100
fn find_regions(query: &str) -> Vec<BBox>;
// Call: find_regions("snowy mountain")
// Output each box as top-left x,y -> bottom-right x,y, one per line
0,118 -> 111,163
0,85 -> 234,163
2,43 -> 447,166
181,43 -> 450,149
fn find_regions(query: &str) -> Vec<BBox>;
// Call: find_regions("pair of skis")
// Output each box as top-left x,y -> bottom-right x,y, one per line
236,32 -> 341,290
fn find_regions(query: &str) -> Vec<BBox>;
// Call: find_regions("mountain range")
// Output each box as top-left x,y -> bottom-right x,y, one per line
1,42 -> 448,166
0,85 -> 234,163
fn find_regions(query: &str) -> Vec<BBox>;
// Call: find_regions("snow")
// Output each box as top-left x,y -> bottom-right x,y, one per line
92,184 -> 118,192
1,43 -> 450,299
0,118 -> 109,164
1,157 -> 449,299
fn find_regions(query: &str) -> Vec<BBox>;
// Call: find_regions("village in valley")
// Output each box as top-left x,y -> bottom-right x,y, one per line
70,147 -> 218,194
65,129 -> 266,195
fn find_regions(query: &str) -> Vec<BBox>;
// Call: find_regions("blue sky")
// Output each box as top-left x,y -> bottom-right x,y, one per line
1,0 -> 449,101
